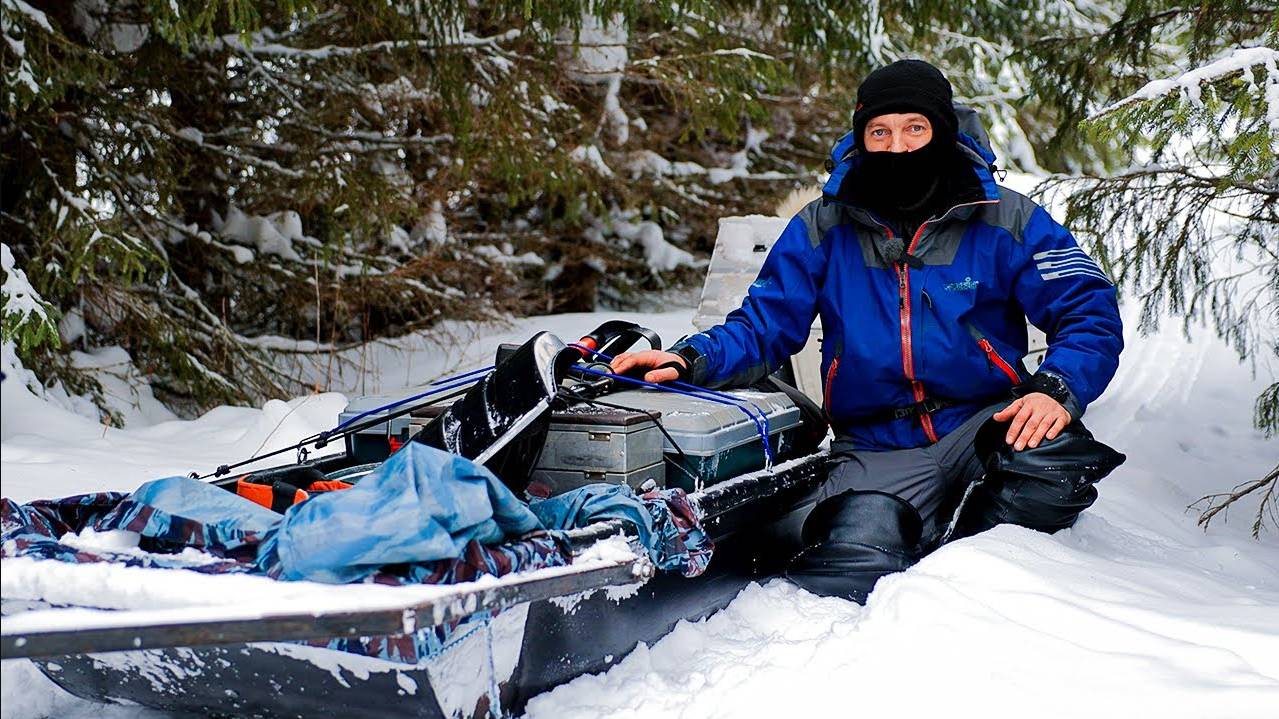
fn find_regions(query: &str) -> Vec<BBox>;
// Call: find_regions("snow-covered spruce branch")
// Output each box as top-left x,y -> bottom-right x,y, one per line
222,43 -> 309,114
299,129 -> 454,150
216,28 -> 522,60
1057,165 -> 1279,197
1090,46 -> 1279,120
629,47 -> 774,69
142,120 -> 306,179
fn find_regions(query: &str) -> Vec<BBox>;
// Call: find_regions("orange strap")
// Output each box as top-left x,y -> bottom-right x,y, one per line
236,476 -> 308,513
307,479 -> 353,493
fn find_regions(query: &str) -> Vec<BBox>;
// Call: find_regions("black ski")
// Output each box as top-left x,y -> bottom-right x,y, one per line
415,331 -> 577,494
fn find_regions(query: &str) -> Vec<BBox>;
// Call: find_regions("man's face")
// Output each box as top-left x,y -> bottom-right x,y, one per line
862,113 -> 933,153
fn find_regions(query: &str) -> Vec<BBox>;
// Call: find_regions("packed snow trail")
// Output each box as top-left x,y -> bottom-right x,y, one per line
2,307 -> 1277,718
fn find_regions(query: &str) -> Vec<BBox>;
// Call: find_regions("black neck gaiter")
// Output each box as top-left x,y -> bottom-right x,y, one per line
837,140 -> 960,235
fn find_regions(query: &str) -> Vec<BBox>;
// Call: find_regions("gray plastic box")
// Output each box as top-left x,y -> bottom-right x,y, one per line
529,464 -> 665,495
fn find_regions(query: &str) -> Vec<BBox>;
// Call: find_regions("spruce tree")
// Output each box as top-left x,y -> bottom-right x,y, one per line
1020,3 -> 1278,535
3,1 -> 1050,417
0,1 -> 820,414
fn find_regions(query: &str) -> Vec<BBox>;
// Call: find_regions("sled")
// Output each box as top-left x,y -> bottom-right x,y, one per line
2,338 -> 832,718
3,451 -> 827,718
2,400 -> 828,718
0,219 -> 839,718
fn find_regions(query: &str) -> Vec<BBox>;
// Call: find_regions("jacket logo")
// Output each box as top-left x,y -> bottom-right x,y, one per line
944,276 -> 980,292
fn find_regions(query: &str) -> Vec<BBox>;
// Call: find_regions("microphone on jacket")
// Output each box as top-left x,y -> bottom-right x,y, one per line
882,237 -> 925,269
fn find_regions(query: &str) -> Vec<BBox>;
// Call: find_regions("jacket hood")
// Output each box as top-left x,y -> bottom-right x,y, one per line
822,104 -> 1000,204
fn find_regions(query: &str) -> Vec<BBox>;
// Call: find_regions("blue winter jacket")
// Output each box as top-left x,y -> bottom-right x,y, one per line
672,115 -> 1123,451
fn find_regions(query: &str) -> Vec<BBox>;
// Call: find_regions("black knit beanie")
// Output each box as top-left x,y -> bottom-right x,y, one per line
852,60 -> 957,150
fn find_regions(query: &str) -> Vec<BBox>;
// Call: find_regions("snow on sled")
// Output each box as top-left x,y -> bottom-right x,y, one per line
2,321 -> 832,717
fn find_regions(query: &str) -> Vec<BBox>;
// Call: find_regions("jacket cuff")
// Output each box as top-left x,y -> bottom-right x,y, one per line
1015,370 -> 1083,420
668,341 -> 711,386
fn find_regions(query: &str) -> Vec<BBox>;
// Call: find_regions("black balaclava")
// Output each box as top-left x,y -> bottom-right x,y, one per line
838,59 -> 966,236
852,60 -> 957,150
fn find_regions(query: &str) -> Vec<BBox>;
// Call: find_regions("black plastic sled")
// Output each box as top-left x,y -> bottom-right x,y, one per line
2,326 -> 833,719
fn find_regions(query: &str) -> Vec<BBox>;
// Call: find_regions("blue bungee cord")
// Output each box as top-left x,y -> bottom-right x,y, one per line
330,364 -> 495,433
570,364 -> 775,466
569,343 -> 777,425
568,344 -> 775,467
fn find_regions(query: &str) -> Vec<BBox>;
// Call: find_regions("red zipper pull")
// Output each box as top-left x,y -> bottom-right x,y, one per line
978,338 -> 1023,385
978,339 -> 994,369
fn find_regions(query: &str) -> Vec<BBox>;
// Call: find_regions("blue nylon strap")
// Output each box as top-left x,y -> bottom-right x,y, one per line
568,344 -> 775,466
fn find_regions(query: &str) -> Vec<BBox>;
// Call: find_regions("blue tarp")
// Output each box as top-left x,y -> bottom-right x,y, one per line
4,442 -> 712,586
260,442 -> 544,582
529,483 -> 712,577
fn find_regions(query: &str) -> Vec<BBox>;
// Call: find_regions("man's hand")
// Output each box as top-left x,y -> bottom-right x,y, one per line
610,350 -> 688,384
993,392 -> 1070,451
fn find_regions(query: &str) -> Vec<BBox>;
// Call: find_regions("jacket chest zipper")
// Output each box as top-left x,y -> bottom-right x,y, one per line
893,224 -> 939,443
851,198 -> 998,443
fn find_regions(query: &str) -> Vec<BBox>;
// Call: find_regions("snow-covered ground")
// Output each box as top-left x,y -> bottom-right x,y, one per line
3,301 -> 1277,718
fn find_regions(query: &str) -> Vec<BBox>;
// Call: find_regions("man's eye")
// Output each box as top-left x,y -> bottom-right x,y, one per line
872,128 -> 887,136
910,125 -> 926,132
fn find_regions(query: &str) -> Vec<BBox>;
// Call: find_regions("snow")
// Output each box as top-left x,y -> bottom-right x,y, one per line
66,346 -> 178,426
570,144 -> 615,177
1,243 -> 53,328
620,129 -> 790,185
579,210 -> 698,275
4,0 -> 52,33
3,270 -> 1277,716
217,29 -> 521,61
0,354 -> 348,501
210,206 -> 309,262
614,219 -> 695,273
622,150 -> 705,179
411,200 -> 449,247
0,341 -> 168,431
473,243 -> 545,267
561,14 -> 628,82
0,1 -> 45,101
602,76 -> 629,146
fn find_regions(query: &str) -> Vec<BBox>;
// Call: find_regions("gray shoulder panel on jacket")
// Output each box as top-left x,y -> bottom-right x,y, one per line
978,186 -> 1042,243
796,198 -> 849,249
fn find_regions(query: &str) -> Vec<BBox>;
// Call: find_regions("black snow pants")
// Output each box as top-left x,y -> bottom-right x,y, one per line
785,401 -> 1125,603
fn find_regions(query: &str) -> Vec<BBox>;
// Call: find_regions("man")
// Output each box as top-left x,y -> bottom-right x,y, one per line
611,59 -> 1125,602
